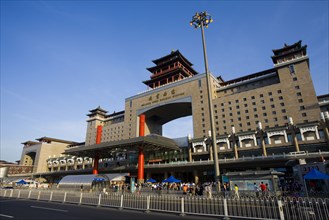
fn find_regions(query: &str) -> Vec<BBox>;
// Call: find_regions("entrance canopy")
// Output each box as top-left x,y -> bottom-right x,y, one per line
58,173 -> 129,190
64,135 -> 180,158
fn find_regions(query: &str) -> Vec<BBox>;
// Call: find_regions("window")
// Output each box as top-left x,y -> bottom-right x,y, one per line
300,106 -> 305,110
298,99 -> 303,103
260,94 -> 264,98
268,92 -> 272,96
289,64 -> 295,74
282,109 -> 286,113
295,86 -> 300,90
293,77 -> 298,81
271,104 -> 275,108
302,113 -> 307,117
254,114 -> 258,118
277,90 -> 282,94
245,110 -> 249,113
251,96 -> 255,99
297,92 -> 302,96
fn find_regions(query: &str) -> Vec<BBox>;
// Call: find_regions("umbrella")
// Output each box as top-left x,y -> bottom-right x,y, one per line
162,176 -> 181,183
146,178 -> 156,183
16,179 -> 27,185
93,177 -> 105,182
303,168 -> 329,197
304,168 -> 329,180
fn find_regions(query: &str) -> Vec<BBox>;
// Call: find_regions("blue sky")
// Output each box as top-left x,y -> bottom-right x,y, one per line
1,0 -> 328,162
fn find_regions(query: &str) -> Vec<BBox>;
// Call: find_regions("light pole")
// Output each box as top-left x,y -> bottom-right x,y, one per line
190,12 -> 221,191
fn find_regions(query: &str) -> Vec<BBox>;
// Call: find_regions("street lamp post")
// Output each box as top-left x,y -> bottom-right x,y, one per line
190,12 -> 221,192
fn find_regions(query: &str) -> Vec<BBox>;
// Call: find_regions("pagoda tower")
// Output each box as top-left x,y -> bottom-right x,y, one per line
143,50 -> 198,89
271,40 -> 307,65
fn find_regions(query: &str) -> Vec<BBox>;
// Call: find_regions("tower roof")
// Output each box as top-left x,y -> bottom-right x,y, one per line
271,40 -> 307,64
151,50 -> 193,66
87,106 -> 108,117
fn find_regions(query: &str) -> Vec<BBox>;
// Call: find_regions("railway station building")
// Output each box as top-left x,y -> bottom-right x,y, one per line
8,41 -> 329,185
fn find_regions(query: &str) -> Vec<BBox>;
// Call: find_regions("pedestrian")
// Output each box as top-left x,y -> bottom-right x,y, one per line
234,184 -> 240,199
265,183 -> 269,197
260,182 -> 266,197
254,182 -> 259,197
183,184 -> 188,195
80,184 -> 83,192
223,182 -> 228,198
207,183 -> 213,199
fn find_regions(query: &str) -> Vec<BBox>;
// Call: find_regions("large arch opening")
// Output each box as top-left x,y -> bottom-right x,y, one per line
22,152 -> 36,166
163,115 -> 193,138
140,101 -> 193,138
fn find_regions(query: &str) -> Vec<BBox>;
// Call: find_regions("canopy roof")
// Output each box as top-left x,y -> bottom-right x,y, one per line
58,173 -> 129,189
304,168 -> 329,180
65,135 -> 180,158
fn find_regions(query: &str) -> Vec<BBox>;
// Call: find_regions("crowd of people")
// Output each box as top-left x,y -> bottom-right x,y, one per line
134,181 -> 272,199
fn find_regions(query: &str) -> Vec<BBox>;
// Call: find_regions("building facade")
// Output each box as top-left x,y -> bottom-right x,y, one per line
9,41 -> 329,183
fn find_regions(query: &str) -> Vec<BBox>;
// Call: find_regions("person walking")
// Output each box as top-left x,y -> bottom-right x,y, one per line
260,182 -> 266,197
254,182 -> 259,197
234,184 -> 240,199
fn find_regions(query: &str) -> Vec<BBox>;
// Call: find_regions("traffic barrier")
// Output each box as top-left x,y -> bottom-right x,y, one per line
1,189 -> 328,220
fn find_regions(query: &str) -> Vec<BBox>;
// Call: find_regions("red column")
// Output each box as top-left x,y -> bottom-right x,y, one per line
96,125 -> 102,144
93,125 -> 102,175
137,114 -> 145,183
93,153 -> 99,175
